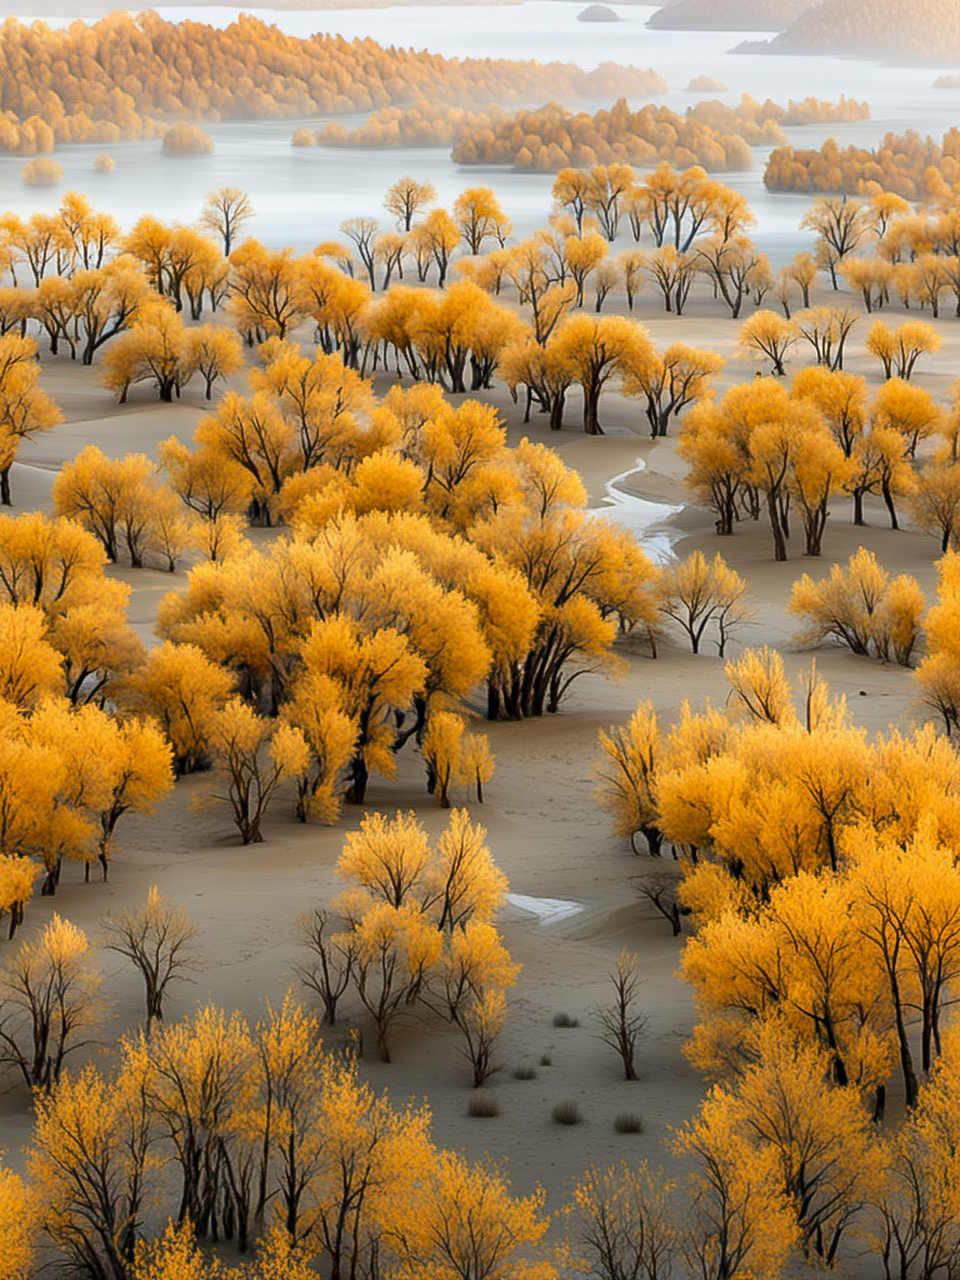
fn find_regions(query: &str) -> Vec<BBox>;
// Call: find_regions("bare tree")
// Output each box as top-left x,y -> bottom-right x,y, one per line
596,949 -> 646,1081
340,217 -> 380,289
100,886 -> 199,1028
292,908 -> 355,1025
457,990 -> 506,1089
640,873 -> 686,937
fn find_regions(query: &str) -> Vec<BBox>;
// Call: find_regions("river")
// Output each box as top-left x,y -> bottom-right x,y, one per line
4,2 -> 960,264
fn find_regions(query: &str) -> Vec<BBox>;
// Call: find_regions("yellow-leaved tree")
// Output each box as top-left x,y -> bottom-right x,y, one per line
564,1161 -> 678,1280
0,332 -> 62,505
595,700 -> 663,857
199,697 -> 309,844
298,615 -> 426,806
0,1165 -> 38,1280
0,913 -> 105,1090
657,549 -> 754,656
678,1021 -> 876,1268
788,547 -> 924,666
100,886 -> 199,1027
303,809 -> 514,1072
28,1058 -> 157,1278
389,1151 -> 555,1280
118,640 -> 235,775
549,312 -> 653,435
421,709 -> 465,808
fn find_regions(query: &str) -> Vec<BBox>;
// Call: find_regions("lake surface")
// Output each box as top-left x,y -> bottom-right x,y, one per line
4,2 -> 960,263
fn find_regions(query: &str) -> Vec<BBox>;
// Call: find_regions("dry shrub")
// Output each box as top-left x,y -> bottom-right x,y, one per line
467,1091 -> 501,1118
552,1099 -> 583,1125
613,1110 -> 644,1133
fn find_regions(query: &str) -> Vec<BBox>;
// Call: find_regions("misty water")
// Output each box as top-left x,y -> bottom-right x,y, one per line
5,1 -> 960,263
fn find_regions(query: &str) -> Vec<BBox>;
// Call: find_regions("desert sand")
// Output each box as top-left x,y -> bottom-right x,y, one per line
0,265 -> 949,1263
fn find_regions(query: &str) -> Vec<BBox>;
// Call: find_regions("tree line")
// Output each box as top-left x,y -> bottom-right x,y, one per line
446,93 -> 868,174
4,177 -> 960,578
313,92 -> 867,172
765,126 -> 960,199
0,9 -> 665,155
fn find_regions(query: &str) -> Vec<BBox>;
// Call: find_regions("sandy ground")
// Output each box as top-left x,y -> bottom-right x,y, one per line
0,276 -> 951,1274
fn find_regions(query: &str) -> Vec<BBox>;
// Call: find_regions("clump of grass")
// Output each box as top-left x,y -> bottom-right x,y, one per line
539,1053 -> 553,1067
467,1091 -> 501,1118
513,1064 -> 537,1080
552,1012 -> 580,1028
552,1099 -> 583,1125
613,1110 -> 644,1134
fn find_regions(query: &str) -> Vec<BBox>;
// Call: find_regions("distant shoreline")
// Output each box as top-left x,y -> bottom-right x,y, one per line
5,0 -> 528,16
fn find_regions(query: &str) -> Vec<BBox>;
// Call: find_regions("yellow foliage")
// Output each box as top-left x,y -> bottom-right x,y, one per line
200,697 -> 309,844
0,603 -> 63,706
421,710 -> 465,808
595,700 -> 663,855
724,645 -> 796,726
2,914 -> 105,1089
788,546 -> 922,664
118,640 -> 235,774
0,1165 -> 38,1280
392,1150 -> 554,1280
161,122 -> 214,154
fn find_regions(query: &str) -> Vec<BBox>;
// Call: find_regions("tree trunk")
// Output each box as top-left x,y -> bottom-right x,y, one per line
40,858 -> 61,896
346,756 -> 369,805
549,390 -> 566,431
583,388 -> 603,435
881,479 -> 900,530
486,682 -> 501,721
891,969 -> 919,1108
767,490 -> 788,561
642,825 -> 663,857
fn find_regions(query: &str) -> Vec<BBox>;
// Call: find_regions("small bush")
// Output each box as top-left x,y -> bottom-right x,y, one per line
513,1064 -> 537,1080
22,158 -> 64,186
539,1053 -> 552,1066
163,121 -> 214,155
92,153 -> 115,172
467,1091 -> 501,1118
552,1099 -> 583,1125
553,1012 -> 579,1028
291,127 -> 315,147
613,1110 -> 644,1133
